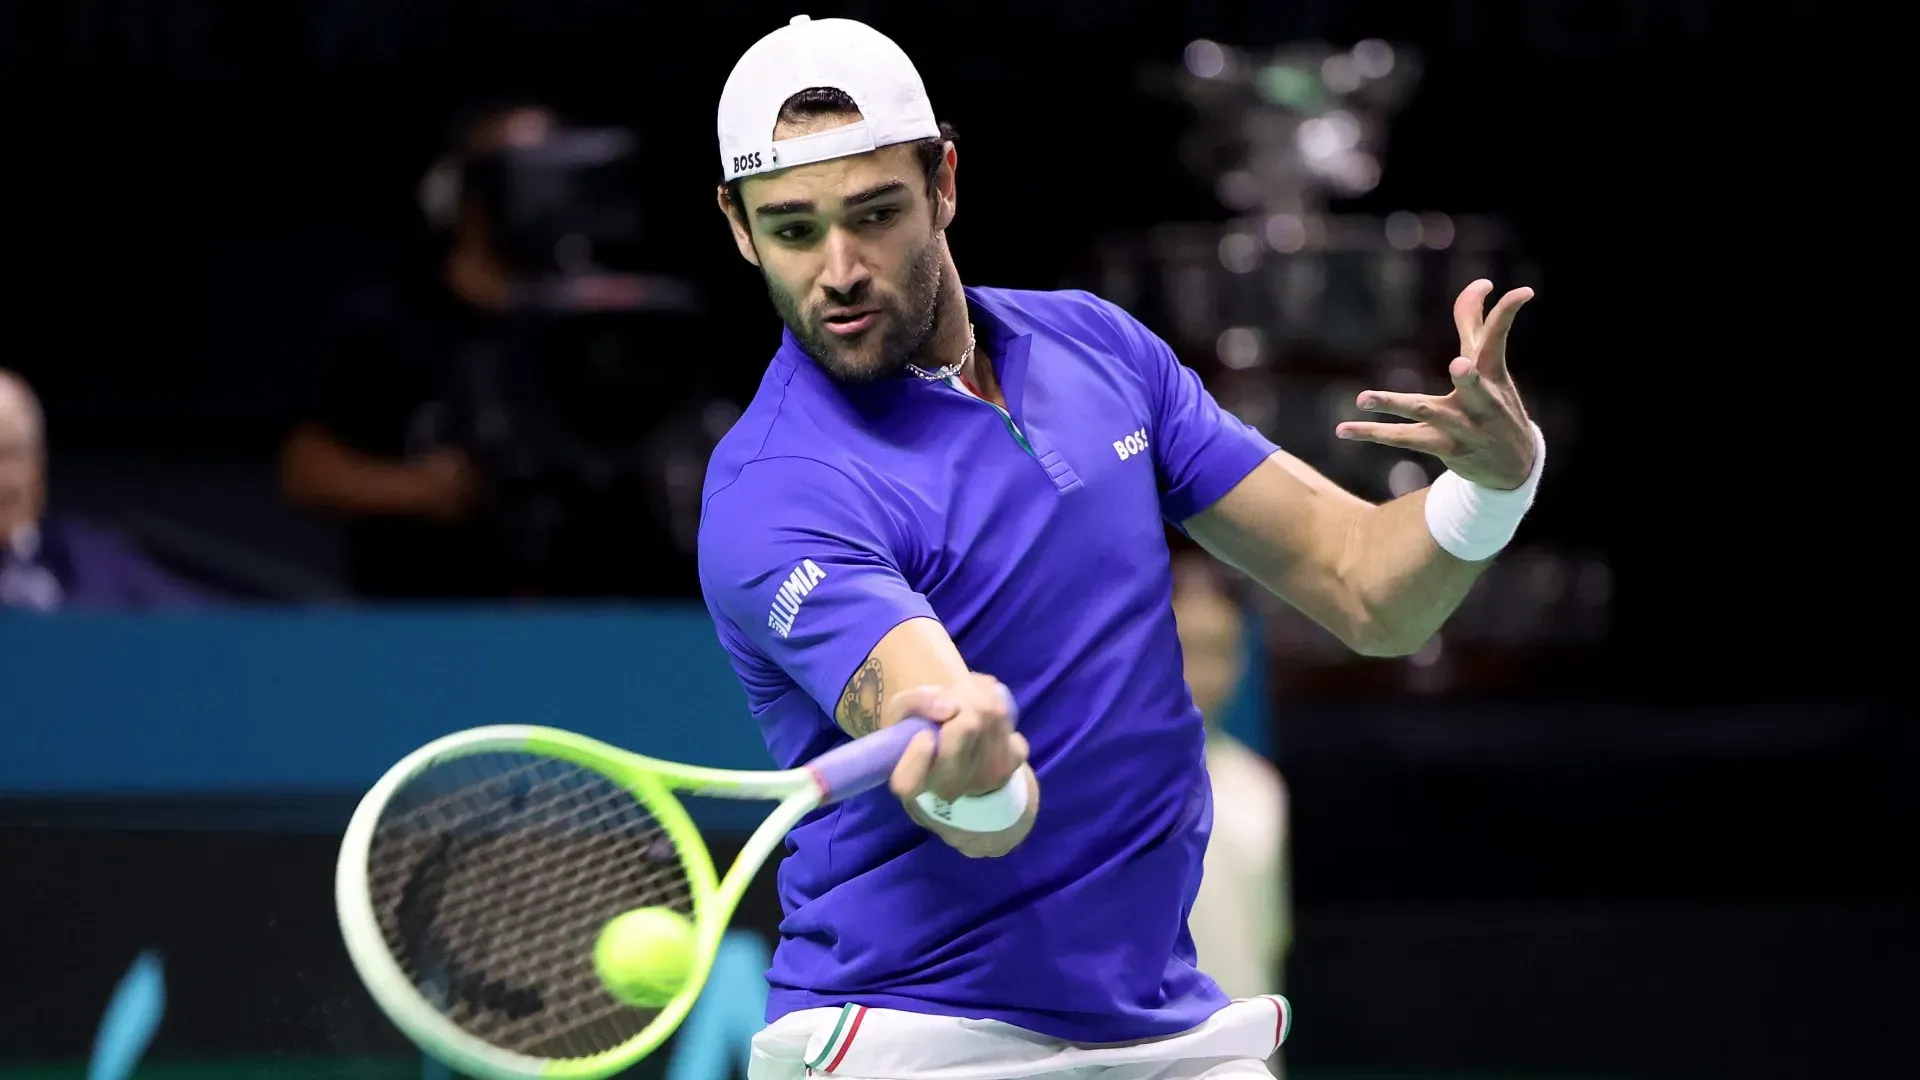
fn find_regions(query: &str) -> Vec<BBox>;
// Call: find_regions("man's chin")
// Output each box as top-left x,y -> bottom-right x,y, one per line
809,335 -> 904,384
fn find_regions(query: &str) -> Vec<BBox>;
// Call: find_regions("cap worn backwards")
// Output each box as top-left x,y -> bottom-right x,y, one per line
716,15 -> 940,183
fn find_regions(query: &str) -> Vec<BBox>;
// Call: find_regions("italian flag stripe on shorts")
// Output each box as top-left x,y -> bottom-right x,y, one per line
805,1003 -> 869,1073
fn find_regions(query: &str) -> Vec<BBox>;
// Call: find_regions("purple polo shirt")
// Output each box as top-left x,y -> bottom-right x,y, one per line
697,286 -> 1279,1042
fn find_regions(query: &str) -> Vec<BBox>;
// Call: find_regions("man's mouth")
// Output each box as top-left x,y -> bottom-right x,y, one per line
821,309 -> 879,336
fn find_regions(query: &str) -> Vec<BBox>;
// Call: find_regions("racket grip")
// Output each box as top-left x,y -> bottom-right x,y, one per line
809,717 -> 939,804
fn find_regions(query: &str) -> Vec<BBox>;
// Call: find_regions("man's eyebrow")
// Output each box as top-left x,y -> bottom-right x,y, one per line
842,179 -> 908,208
753,179 -> 909,219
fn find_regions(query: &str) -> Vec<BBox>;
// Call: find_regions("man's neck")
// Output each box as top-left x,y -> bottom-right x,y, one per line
926,266 -> 1003,404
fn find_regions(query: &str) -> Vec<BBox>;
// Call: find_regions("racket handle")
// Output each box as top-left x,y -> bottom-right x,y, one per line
809,717 -> 939,804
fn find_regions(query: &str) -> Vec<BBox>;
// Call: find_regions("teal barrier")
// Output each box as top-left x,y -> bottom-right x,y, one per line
1217,597 -> 1269,757
2,609 -> 773,805
664,930 -> 771,1080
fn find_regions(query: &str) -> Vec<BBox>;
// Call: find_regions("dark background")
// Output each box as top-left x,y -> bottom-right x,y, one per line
2,1 -> 1909,1078
7,0 -> 1896,691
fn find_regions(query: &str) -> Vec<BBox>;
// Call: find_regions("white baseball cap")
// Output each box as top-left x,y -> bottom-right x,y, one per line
717,15 -> 941,183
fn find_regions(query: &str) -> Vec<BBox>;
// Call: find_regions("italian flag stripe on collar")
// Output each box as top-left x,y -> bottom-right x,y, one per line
944,375 -> 1035,457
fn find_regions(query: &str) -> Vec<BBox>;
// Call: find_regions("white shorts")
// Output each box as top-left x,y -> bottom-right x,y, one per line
747,995 -> 1291,1080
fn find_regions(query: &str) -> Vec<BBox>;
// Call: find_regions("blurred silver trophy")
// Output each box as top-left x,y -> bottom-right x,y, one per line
1173,37 -> 1417,216
1100,39 -> 1602,679
1112,37 -> 1533,364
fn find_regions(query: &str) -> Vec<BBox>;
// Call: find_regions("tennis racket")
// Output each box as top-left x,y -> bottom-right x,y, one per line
335,717 -> 937,1080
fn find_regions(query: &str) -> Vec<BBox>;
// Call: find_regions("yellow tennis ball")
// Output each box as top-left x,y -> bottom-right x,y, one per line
593,906 -> 697,1008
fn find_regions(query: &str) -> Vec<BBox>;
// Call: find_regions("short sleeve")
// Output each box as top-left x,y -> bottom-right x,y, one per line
698,457 -> 936,717
1104,304 -> 1281,522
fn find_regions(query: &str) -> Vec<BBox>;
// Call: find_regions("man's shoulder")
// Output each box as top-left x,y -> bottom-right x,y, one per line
971,287 -> 1161,380
702,362 -> 853,505
41,514 -> 206,602
972,286 -> 1139,340
42,514 -> 134,558
702,441 -> 855,511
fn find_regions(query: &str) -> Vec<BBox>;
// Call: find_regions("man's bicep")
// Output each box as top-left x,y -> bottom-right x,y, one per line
1184,449 -> 1371,627
832,616 -> 972,736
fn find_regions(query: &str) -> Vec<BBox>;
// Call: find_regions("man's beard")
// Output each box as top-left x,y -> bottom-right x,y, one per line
765,234 -> 945,384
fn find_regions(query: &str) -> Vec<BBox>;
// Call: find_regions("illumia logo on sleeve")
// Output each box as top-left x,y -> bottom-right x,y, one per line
768,559 -> 827,639
1113,428 -> 1150,461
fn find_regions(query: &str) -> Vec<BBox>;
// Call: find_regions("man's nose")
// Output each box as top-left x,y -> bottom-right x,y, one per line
818,227 -> 871,299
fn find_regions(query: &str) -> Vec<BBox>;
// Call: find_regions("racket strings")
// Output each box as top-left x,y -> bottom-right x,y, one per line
365,751 -> 694,1061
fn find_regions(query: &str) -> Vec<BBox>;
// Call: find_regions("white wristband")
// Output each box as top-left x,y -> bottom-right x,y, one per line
915,768 -> 1030,833
1423,422 -> 1547,562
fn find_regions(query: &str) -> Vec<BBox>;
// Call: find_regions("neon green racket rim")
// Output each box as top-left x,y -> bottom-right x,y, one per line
516,729 -> 725,1076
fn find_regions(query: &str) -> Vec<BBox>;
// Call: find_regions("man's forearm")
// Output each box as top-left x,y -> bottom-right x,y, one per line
1337,487 -> 1491,656
281,426 -> 436,517
833,620 -> 1038,857
1188,456 -> 1498,659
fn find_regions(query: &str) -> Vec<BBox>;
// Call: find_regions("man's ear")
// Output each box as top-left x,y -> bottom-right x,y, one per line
716,184 -> 761,267
933,142 -> 958,231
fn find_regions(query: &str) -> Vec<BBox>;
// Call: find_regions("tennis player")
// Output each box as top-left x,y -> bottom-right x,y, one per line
697,16 -> 1548,1079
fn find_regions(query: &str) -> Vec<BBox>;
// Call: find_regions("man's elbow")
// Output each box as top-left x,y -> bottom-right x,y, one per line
1343,615 -> 1432,658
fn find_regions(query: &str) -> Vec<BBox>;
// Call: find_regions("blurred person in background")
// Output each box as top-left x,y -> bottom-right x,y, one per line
0,369 -> 208,611
1172,548 -> 1291,1005
281,98 -> 725,600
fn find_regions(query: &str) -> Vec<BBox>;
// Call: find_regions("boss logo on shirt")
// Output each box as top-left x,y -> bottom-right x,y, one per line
767,558 -> 827,639
1112,428 -> 1151,461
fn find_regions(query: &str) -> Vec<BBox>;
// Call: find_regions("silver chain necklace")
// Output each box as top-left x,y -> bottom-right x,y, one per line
905,324 -> 976,381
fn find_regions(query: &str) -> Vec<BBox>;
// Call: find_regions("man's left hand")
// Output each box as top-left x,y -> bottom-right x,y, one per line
1336,279 -> 1537,491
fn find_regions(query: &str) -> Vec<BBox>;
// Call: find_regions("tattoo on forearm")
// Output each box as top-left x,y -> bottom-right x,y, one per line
837,658 -> 884,736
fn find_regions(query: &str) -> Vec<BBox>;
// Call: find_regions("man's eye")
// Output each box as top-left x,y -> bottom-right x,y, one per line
864,207 -> 900,225
774,224 -> 813,242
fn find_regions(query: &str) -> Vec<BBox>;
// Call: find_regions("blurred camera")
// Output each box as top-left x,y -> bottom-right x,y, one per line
416,109 -> 717,593
456,125 -> 647,277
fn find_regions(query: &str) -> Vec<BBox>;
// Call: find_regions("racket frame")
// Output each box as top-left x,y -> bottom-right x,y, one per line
335,724 -> 828,1080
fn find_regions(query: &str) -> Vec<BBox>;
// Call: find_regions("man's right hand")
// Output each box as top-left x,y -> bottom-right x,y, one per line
829,619 -> 1037,856
879,675 -> 1028,802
